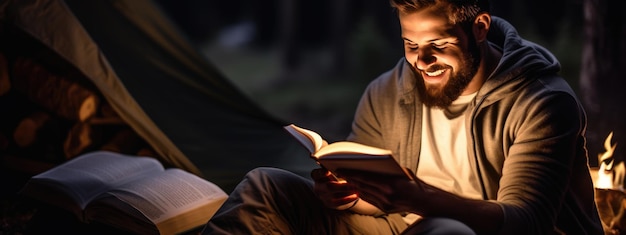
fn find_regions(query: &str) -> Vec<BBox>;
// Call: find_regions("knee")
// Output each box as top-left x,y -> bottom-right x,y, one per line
246,167 -> 293,181
403,217 -> 475,235
244,167 -> 312,189
232,167 -> 313,202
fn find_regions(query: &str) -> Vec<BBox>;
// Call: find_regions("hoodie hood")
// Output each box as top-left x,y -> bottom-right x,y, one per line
477,17 -> 561,100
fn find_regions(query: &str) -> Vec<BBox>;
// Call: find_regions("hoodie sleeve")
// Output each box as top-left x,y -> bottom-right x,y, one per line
494,79 -> 593,234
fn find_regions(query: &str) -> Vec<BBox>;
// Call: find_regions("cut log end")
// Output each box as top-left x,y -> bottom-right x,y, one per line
100,129 -> 142,154
63,122 -> 93,159
78,95 -> 98,121
12,57 -> 100,121
13,112 -> 51,147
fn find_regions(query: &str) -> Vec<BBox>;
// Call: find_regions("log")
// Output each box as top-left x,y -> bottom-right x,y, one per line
0,52 -> 10,96
99,101 -> 119,119
63,122 -> 94,159
100,128 -> 142,154
13,111 -> 51,148
595,188 -> 626,234
137,147 -> 157,158
89,102 -> 125,125
10,111 -> 67,163
89,117 -> 126,125
12,57 -> 99,121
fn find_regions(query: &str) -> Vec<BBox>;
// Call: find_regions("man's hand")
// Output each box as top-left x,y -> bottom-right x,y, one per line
335,168 -> 426,214
310,168 -> 358,210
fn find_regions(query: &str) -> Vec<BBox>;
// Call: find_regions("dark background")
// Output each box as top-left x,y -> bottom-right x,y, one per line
153,0 -> 584,142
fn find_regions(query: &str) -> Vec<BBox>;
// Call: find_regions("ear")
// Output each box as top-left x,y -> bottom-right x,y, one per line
472,13 -> 491,43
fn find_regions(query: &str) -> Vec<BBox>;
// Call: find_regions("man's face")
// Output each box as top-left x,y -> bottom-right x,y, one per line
399,8 -> 481,108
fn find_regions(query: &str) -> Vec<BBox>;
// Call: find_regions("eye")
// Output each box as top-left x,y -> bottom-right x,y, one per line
405,43 -> 418,51
432,42 -> 448,50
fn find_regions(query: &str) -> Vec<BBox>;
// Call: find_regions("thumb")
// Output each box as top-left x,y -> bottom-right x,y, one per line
310,168 -> 332,181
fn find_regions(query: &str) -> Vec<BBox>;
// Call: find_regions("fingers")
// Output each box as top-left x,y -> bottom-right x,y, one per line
334,169 -> 405,212
331,193 -> 359,209
314,178 -> 357,199
326,177 -> 357,197
315,188 -> 358,208
333,194 -> 359,210
311,167 -> 348,183
310,168 -> 333,181
312,168 -> 359,208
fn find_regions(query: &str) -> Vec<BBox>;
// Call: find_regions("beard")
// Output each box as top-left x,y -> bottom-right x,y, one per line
413,39 -> 481,109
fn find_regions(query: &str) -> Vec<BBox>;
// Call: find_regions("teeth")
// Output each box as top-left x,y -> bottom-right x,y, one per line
425,69 -> 445,76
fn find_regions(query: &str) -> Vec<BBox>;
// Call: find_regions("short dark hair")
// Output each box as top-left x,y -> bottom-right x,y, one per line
389,0 -> 490,25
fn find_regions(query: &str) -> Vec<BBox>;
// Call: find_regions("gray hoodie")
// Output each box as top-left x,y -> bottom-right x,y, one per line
347,16 -> 603,234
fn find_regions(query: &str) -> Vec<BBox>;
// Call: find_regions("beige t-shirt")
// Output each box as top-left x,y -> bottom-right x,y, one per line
404,92 -> 482,225
417,92 -> 482,199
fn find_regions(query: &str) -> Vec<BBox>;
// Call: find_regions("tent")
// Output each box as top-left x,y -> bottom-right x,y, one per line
0,0 -> 318,194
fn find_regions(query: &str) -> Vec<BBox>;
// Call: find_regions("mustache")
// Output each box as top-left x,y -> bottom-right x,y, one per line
421,64 -> 450,73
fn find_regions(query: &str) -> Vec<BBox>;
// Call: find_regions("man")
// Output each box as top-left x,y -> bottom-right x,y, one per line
202,0 -> 604,234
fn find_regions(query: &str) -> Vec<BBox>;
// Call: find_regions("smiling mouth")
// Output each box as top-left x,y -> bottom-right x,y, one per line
425,69 -> 446,77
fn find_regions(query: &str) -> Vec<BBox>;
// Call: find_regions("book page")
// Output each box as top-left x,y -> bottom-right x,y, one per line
313,141 -> 392,158
30,151 -> 164,209
101,168 -> 227,224
284,124 -> 324,153
318,156 -> 415,180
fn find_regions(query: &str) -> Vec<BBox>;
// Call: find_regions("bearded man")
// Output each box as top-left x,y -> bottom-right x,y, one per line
202,0 -> 603,234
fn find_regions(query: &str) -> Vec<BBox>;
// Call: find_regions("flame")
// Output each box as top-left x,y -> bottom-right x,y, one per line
595,132 -> 624,190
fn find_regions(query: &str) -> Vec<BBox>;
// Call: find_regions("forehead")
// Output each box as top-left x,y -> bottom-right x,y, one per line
398,7 -> 461,43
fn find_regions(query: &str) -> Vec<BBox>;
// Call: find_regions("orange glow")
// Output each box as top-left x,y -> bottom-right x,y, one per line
595,132 -> 624,190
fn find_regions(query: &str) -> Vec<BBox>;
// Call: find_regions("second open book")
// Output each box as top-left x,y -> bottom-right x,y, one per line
284,124 -> 415,180
19,151 -> 228,235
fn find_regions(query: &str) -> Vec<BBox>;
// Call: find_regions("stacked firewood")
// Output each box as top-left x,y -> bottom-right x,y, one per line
596,188 -> 626,235
0,51 -> 156,175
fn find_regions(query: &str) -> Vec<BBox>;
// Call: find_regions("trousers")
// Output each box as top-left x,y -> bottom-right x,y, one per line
202,167 -> 475,235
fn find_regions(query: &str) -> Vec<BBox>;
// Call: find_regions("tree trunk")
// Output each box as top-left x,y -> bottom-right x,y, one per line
580,0 -> 626,167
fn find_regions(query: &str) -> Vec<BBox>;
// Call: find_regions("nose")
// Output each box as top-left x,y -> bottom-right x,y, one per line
415,47 -> 436,71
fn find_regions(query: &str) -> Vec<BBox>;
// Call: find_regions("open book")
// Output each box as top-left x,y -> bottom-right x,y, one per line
284,124 -> 415,180
19,151 -> 228,235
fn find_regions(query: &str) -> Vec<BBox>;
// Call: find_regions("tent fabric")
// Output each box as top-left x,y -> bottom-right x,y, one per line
0,0 -> 316,192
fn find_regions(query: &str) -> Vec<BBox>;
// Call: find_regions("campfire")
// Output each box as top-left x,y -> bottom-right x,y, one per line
596,132 -> 624,190
594,132 -> 626,235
